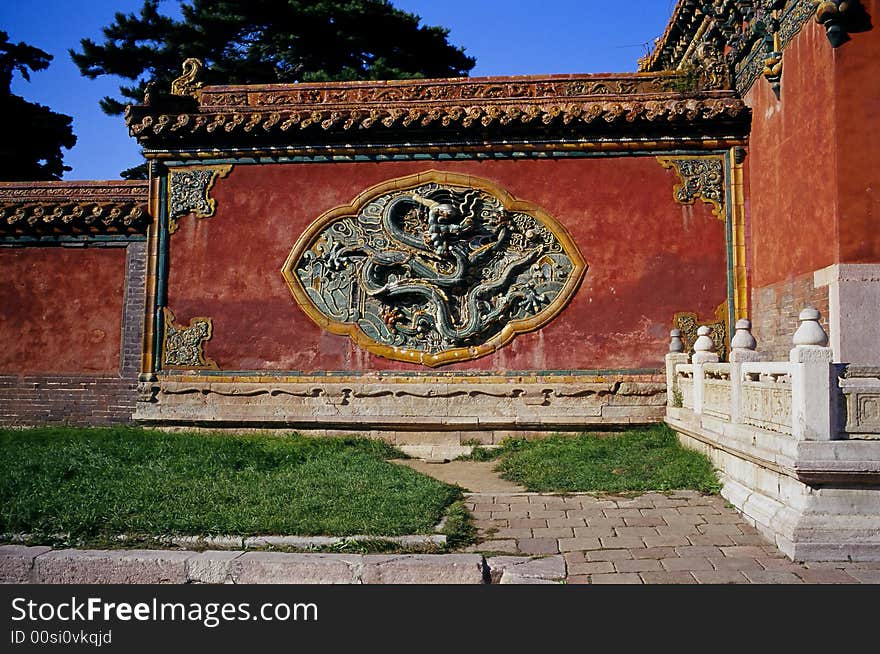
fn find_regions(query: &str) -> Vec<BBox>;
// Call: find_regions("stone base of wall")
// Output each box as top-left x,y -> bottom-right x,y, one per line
0,375 -> 137,427
135,375 -> 666,443
667,408 -> 880,561
752,271 -> 830,361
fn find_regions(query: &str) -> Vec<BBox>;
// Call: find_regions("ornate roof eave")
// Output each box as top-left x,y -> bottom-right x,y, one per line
640,1 -> 841,97
640,0 -> 716,73
0,181 -> 150,238
125,71 -> 751,152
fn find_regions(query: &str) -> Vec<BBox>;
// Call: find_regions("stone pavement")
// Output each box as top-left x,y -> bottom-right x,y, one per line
462,490 -> 880,583
402,460 -> 880,584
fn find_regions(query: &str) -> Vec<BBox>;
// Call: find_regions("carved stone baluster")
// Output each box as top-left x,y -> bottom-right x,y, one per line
729,318 -> 762,424
691,325 -> 719,415
729,318 -> 760,361
666,329 -> 689,408
792,306 -> 829,348
692,325 -> 720,365
790,307 -> 834,440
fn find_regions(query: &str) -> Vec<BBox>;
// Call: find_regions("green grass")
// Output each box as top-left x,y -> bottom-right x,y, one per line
455,445 -> 500,462
438,501 -> 476,550
0,427 -> 463,547
492,425 -> 721,494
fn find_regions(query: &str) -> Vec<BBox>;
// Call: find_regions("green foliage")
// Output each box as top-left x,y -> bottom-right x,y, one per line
120,162 -> 149,180
0,427 -> 461,546
71,0 -> 477,117
672,386 -> 683,408
439,501 -> 477,550
0,32 -> 76,180
455,445 -> 501,462
492,425 -> 721,494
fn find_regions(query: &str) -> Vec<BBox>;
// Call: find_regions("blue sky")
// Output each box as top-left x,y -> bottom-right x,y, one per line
1,1 -> 678,180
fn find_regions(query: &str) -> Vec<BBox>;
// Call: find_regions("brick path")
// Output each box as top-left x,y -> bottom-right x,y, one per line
462,491 -> 880,584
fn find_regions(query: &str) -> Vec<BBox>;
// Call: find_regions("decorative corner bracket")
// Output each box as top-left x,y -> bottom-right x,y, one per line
657,157 -> 726,220
759,1 -> 788,98
815,0 -> 867,47
162,308 -> 218,370
171,58 -> 205,99
674,303 -> 729,362
167,165 -> 232,233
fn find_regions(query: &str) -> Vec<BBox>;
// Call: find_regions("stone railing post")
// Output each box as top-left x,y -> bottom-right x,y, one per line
665,329 -> 689,407
790,307 -> 835,440
729,318 -> 762,424
691,325 -> 719,415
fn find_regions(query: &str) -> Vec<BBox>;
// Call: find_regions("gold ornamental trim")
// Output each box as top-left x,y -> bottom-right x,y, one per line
0,181 -> 149,237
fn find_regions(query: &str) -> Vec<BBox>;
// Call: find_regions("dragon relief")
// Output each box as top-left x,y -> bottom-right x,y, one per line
282,171 -> 586,366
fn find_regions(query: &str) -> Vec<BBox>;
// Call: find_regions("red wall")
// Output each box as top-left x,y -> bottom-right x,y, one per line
745,11 -> 880,287
744,20 -> 838,287
167,157 -> 727,372
0,248 -> 126,373
835,0 -> 880,263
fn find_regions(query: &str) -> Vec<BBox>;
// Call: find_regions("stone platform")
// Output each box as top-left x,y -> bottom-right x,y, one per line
135,377 -> 666,445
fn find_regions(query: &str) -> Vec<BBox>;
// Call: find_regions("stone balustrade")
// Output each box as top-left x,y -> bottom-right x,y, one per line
666,310 -> 833,441
663,308 -> 880,562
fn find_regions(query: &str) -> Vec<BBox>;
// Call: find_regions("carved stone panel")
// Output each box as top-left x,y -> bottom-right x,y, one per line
741,383 -> 793,436
840,366 -> 880,438
702,369 -> 732,421
282,171 -> 587,366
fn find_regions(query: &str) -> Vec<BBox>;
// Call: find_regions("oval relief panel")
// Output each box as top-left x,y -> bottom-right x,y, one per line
281,170 -> 587,366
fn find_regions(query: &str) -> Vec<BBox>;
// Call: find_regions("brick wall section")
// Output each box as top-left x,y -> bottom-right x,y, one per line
120,241 -> 146,379
0,241 -> 146,427
751,270 -> 830,361
0,375 -> 136,426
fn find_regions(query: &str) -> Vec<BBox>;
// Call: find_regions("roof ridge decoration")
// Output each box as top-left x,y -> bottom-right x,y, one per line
0,181 -> 150,238
170,58 -> 205,99
125,64 -> 750,153
640,1 -> 867,96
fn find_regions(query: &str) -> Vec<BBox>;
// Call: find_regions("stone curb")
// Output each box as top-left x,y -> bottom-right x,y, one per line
0,546 -> 485,585
484,555 -> 567,584
3,533 -> 447,551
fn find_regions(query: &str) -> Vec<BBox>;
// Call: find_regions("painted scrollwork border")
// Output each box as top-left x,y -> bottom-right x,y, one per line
281,169 -> 588,367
